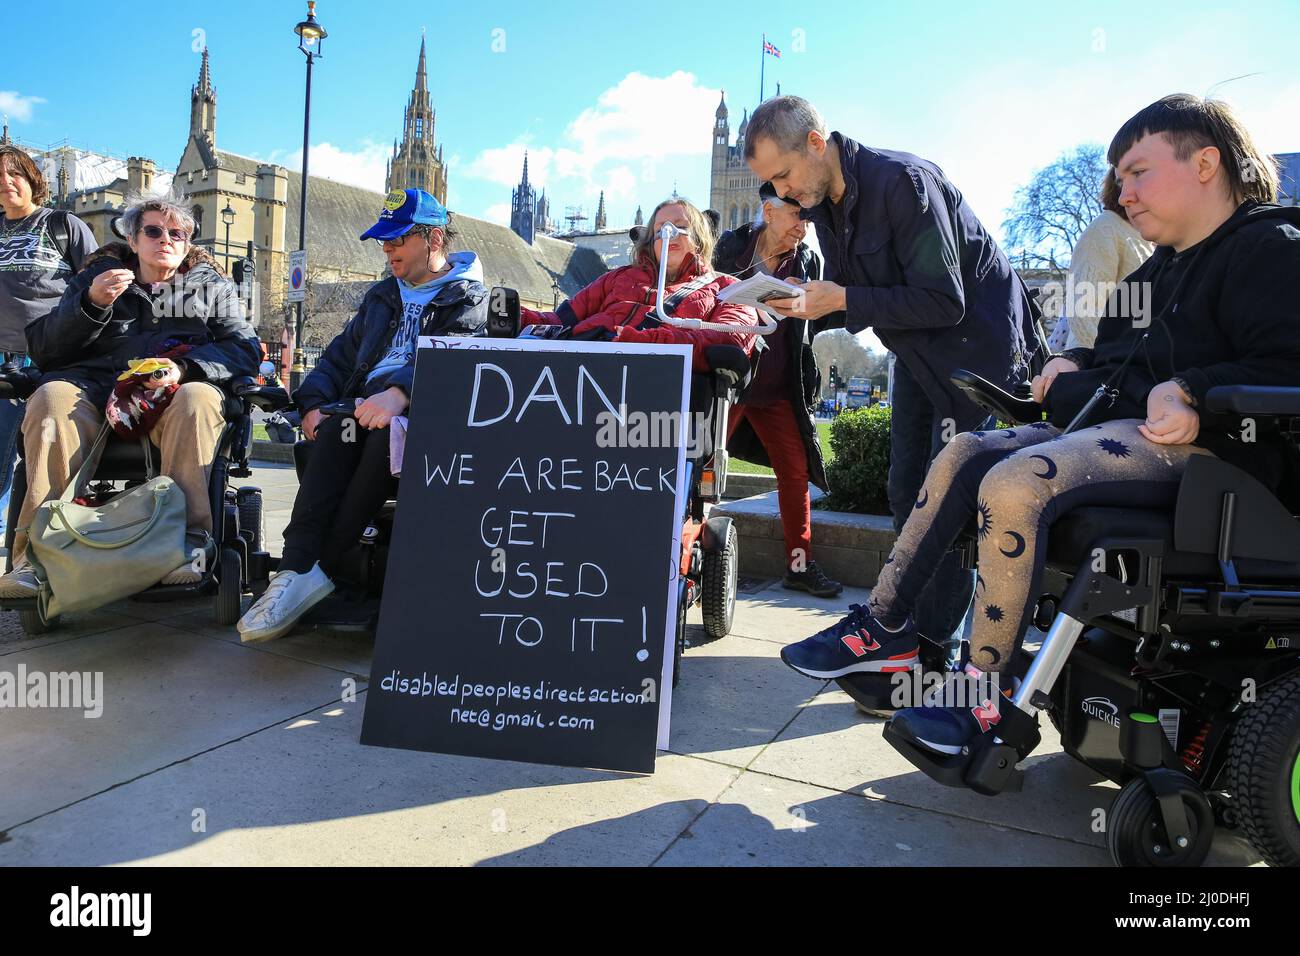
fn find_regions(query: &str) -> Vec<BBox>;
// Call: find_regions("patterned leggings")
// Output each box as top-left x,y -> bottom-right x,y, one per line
868,419 -> 1210,672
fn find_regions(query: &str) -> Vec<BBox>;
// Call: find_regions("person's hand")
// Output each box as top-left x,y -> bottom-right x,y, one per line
764,278 -> 846,321
87,268 -> 134,309
302,407 -> 325,441
1030,356 -> 1080,403
1139,380 -> 1199,445
354,387 -> 409,430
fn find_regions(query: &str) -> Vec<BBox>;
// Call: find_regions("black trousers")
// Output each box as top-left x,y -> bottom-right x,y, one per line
280,415 -> 397,576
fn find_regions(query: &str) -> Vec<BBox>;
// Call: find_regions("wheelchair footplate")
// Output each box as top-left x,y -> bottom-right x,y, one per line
883,699 -> 1042,796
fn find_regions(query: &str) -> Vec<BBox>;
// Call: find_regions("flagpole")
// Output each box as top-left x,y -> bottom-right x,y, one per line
760,33 -> 765,103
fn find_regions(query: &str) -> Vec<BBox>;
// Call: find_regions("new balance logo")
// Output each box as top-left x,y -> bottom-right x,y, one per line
841,631 -> 881,657
972,698 -> 1002,732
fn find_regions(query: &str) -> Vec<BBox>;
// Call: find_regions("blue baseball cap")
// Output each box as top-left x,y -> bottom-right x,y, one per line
360,188 -> 448,241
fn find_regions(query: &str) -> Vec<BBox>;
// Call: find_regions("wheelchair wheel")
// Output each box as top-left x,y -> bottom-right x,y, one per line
1107,774 -> 1215,867
672,588 -> 686,688
214,547 -> 243,626
19,604 -> 59,636
701,522 -> 737,640
236,488 -> 264,555
1225,670 -> 1300,867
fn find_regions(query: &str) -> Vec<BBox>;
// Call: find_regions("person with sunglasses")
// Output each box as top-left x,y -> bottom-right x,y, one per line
237,188 -> 488,643
0,196 -> 259,597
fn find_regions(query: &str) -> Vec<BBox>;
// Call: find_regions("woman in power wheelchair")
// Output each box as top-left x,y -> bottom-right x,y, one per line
236,188 -> 488,643
0,196 -> 263,612
513,196 -> 767,681
782,95 -> 1300,866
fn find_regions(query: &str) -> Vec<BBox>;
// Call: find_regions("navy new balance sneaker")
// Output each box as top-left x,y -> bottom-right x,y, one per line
780,603 -> 919,679
890,682 -> 1009,755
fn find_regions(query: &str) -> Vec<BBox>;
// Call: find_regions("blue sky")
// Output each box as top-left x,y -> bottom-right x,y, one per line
5,0 -> 1298,245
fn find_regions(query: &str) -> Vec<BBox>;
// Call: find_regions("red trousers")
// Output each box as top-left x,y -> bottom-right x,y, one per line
727,400 -> 811,569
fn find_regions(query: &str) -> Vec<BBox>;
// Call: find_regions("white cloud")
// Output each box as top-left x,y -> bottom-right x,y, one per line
468,144 -> 554,189
462,71 -> 721,209
483,202 -> 511,226
0,91 -> 46,123
259,140 -> 391,194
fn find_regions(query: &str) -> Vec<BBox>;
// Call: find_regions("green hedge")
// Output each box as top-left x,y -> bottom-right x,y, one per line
824,405 -> 892,514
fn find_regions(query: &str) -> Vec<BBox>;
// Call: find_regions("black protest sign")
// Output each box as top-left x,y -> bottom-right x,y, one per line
360,338 -> 692,773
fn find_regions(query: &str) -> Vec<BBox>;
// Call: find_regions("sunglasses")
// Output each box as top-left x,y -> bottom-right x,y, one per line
380,228 -> 432,249
140,224 -> 190,243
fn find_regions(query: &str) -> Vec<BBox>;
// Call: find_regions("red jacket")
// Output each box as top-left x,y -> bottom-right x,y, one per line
523,253 -> 758,372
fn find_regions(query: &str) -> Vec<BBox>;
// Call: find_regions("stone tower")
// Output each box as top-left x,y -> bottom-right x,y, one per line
708,90 -> 762,232
385,38 -> 448,203
595,191 -> 607,231
190,47 -> 217,150
510,152 -> 537,244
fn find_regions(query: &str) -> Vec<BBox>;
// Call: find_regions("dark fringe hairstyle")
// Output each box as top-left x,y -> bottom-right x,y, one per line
1107,94 -> 1278,204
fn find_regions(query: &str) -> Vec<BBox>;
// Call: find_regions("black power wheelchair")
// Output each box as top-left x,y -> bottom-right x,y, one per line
0,363 -> 291,634
842,369 -> 1300,867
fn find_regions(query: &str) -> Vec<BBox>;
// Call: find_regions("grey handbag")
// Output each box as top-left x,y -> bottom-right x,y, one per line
27,423 -> 187,618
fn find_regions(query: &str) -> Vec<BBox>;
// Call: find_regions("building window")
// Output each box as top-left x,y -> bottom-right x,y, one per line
415,117 -> 424,140
191,205 -> 203,239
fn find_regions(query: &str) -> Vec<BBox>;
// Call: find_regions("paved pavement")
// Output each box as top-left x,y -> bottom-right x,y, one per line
0,462 -> 1262,866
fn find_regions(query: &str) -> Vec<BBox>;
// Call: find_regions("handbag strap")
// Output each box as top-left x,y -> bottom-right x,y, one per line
60,423 -> 113,503
48,484 -> 171,550
58,424 -> 157,501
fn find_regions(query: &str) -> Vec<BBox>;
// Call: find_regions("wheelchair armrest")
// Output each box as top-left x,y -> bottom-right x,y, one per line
1204,385 -> 1300,417
231,376 -> 291,412
705,345 -> 752,390
0,366 -> 42,401
950,369 -> 1041,425
242,386 -> 292,412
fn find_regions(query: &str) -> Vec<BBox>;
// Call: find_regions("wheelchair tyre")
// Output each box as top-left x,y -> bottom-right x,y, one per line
237,489 -> 264,555
1225,670 -> 1300,867
701,523 -> 737,640
19,605 -> 59,636
673,588 -> 686,688
1107,775 -> 1215,867
214,547 -> 243,626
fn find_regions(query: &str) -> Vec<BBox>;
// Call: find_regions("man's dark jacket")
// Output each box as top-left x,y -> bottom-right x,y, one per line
28,243 -> 259,406
294,272 -> 488,413
713,222 -> 829,490
807,133 -> 1043,424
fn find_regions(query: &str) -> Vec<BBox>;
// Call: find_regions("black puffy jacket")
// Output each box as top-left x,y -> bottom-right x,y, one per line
27,243 -> 259,406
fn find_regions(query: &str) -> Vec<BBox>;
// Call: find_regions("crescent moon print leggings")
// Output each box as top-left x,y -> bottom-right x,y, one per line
867,419 -> 1212,672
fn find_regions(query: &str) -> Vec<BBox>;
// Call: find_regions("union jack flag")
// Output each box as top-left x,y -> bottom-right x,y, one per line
764,40 -> 781,58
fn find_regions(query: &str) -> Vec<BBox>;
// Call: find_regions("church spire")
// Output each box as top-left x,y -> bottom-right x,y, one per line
595,190 -> 607,231
414,35 -> 428,94
386,37 -> 446,203
189,47 -> 217,149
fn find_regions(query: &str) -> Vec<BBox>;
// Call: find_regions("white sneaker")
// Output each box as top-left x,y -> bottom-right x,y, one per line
0,559 -> 40,599
237,563 -> 334,643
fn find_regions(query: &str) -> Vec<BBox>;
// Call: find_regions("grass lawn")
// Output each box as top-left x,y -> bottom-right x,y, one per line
729,418 -> 834,475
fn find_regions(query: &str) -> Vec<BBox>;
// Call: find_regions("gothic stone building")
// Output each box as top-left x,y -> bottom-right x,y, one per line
52,44 -> 603,341
709,91 -> 763,232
